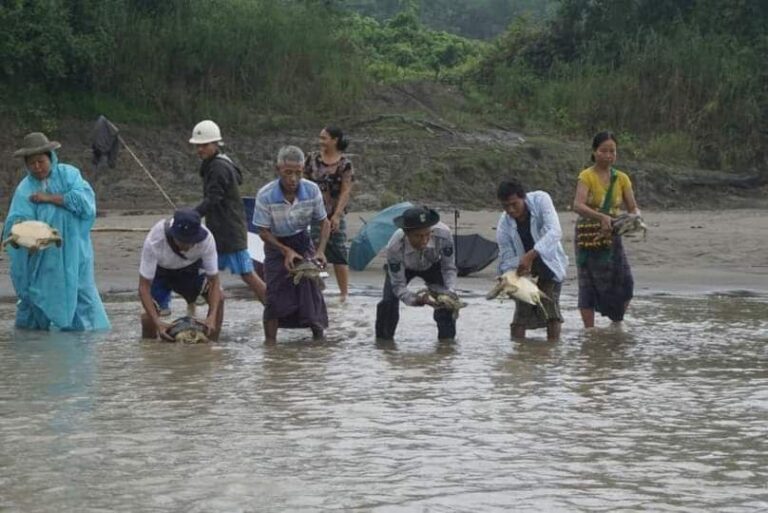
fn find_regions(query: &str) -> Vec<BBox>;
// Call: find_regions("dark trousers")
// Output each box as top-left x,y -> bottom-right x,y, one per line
152,260 -> 205,305
375,263 -> 456,340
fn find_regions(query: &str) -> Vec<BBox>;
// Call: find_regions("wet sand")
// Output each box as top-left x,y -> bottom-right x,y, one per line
1,208 -> 767,301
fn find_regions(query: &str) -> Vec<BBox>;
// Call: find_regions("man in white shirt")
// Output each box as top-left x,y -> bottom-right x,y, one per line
139,208 -> 223,340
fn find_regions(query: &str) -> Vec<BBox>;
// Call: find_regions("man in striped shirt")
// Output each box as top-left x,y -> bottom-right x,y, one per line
253,146 -> 331,344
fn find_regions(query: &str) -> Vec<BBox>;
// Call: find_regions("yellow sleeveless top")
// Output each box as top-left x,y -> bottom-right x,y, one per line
578,167 -> 633,216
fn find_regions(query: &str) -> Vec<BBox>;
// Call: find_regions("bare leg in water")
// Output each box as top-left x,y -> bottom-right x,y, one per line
334,264 -> 349,302
511,321 -> 561,342
547,320 -> 561,341
580,308 -> 595,328
241,272 -> 266,303
263,320 -> 324,344
264,319 -> 278,345
581,301 -> 631,328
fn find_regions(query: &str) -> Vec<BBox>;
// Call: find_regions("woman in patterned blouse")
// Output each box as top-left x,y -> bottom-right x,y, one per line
304,126 -> 354,302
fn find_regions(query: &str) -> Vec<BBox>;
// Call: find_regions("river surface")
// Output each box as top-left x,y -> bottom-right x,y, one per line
1,285 -> 767,512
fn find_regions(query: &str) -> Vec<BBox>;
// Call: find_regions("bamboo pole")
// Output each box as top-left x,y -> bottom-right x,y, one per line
90,227 -> 149,233
118,135 -> 177,210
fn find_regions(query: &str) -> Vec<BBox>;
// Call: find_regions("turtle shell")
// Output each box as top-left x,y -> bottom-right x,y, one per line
13,220 -> 57,236
166,316 -> 207,338
7,220 -> 62,249
612,214 -> 647,236
289,259 -> 325,289
291,260 -> 320,273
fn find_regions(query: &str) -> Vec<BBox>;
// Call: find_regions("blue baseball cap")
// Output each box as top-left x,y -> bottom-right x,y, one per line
169,208 -> 208,244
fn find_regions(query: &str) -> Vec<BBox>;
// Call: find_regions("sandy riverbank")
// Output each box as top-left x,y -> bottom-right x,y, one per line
1,208 -> 767,302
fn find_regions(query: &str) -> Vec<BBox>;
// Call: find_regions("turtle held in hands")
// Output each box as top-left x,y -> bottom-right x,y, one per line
166,316 -> 209,344
416,289 -> 467,320
486,271 -> 549,312
2,221 -> 62,252
289,259 -> 326,290
612,213 -> 648,239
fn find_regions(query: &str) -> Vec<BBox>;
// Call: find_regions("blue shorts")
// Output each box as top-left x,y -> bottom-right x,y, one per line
151,260 -> 205,307
218,249 -> 254,275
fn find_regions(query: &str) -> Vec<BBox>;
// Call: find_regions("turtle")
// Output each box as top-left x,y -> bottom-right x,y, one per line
486,271 -> 549,313
289,259 -> 325,290
165,316 -> 209,344
2,220 -> 62,252
612,213 -> 648,239
416,289 -> 467,320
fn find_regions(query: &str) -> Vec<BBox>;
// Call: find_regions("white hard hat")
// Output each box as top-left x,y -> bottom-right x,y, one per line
189,120 -> 222,144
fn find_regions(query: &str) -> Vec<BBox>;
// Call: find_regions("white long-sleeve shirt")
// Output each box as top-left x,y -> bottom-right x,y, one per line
496,191 -> 568,282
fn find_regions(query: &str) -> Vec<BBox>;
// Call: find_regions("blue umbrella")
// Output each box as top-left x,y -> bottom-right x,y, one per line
349,201 -> 413,271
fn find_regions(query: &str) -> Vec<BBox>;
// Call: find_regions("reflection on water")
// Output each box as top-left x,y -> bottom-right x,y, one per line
0,289 -> 767,512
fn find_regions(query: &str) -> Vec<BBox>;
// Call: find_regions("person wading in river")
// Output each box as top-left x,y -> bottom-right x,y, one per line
495,179 -> 568,341
374,206 -> 458,343
572,131 -> 640,327
4,132 -> 110,331
139,208 -> 223,341
253,146 -> 331,345
187,120 -> 266,310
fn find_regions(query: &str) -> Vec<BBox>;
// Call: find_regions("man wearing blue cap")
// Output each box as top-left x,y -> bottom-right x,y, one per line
139,208 -> 223,340
375,206 -> 458,342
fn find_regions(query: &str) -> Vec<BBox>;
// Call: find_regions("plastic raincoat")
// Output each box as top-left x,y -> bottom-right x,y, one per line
2,152 -> 110,331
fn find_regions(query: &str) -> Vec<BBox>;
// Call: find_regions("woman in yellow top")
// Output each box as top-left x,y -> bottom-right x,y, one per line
572,132 -> 640,327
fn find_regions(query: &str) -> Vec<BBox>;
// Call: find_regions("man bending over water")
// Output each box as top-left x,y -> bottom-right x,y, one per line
139,208 -> 223,341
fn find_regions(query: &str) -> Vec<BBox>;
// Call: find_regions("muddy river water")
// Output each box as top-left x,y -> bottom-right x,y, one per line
1,285 -> 767,512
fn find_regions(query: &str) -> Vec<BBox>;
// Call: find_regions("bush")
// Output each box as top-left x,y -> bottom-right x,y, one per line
471,16 -> 767,170
345,10 -> 486,83
0,0 -> 368,124
378,190 -> 401,209
646,132 -> 695,164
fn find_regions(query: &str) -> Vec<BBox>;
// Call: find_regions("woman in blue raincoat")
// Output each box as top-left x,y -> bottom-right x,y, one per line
2,132 -> 110,331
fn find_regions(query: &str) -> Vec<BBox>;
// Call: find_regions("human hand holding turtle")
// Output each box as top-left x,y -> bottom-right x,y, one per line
203,316 -> 217,337
283,249 -> 302,271
155,320 -> 174,342
415,289 -> 442,308
600,214 -> 613,238
313,251 -> 327,269
517,250 -> 537,276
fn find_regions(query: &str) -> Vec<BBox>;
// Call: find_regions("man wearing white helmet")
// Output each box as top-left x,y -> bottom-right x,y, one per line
189,120 -> 266,304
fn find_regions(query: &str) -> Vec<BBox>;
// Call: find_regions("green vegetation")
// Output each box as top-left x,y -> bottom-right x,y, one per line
343,0 -> 558,39
472,0 -> 768,170
0,0 -> 369,127
1,0 -> 765,171
345,10 -> 485,82
0,0 -> 483,128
